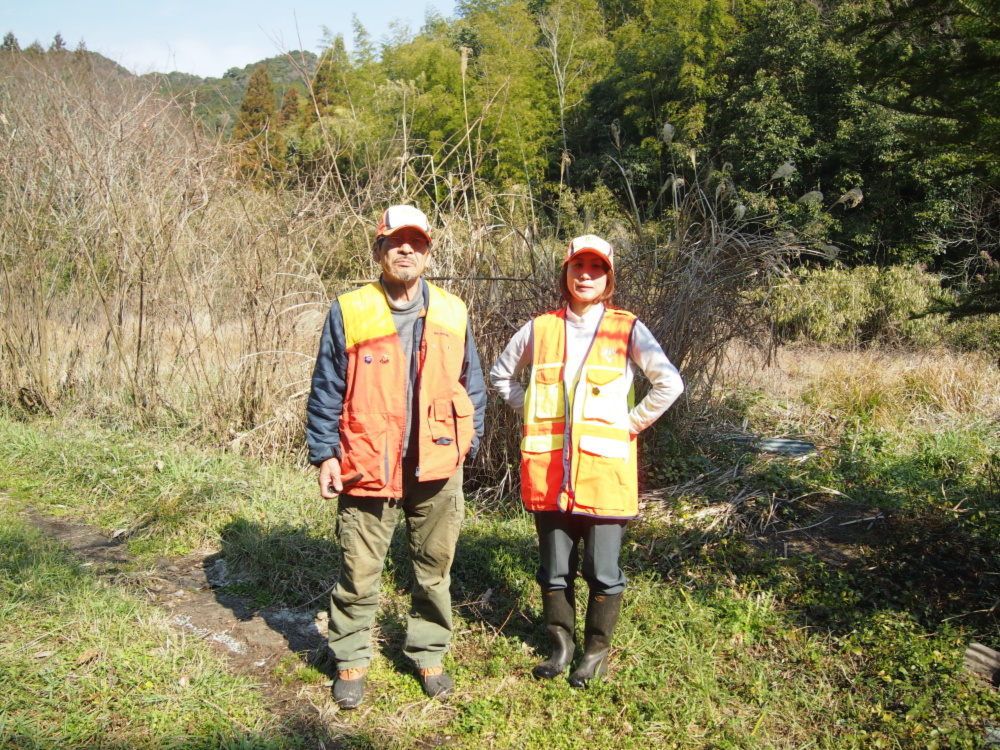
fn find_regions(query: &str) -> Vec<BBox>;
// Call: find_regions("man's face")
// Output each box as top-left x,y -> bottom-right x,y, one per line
375,228 -> 431,283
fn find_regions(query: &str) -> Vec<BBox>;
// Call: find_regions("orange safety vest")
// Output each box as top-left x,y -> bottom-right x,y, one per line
520,307 -> 639,519
337,281 -> 475,497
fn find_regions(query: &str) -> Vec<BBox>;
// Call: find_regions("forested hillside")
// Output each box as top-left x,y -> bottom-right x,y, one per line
6,0 -> 996,272
147,50 -> 319,136
213,0 -> 997,272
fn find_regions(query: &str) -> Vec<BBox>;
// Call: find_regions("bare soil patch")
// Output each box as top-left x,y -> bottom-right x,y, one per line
22,508 -> 336,733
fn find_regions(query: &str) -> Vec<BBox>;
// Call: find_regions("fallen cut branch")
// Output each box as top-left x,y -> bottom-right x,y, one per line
775,517 -> 833,535
837,515 -> 884,527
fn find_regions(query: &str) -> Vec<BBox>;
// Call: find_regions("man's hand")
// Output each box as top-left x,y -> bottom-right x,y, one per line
319,457 -> 342,498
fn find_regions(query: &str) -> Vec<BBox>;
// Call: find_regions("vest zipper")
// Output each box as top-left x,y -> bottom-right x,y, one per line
414,314 -> 426,479
559,307 -> 606,513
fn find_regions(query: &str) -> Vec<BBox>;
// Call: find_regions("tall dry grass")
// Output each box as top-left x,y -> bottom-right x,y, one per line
0,51 -> 796,501
739,346 -> 1000,436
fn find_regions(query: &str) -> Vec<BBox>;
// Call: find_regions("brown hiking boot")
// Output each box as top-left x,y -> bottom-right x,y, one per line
333,666 -> 367,709
418,666 -> 454,700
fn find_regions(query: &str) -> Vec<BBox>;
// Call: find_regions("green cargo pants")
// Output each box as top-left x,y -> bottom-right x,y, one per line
328,462 -> 464,670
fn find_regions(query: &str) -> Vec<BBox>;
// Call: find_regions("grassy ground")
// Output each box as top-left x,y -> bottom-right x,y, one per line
2,346 -> 999,748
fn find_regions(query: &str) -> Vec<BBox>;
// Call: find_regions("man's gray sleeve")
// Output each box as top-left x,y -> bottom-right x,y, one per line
461,315 -> 487,459
306,300 -> 348,466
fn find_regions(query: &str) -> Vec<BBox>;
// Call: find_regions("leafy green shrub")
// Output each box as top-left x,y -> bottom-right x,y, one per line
768,265 -> 950,346
948,313 -> 1000,354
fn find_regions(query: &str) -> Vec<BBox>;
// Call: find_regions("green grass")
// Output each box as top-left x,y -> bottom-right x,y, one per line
1,406 -> 999,748
0,515 -> 302,749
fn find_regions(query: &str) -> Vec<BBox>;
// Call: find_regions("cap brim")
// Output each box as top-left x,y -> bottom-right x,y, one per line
380,225 -> 432,242
563,248 -> 613,268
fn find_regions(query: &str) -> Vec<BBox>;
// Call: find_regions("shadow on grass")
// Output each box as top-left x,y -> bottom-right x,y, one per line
0,523 -> 381,750
628,440 -> 1000,644
0,728 -> 384,750
210,510 -> 543,672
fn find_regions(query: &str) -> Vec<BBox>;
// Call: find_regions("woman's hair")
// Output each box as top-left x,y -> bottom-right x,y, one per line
559,256 -> 615,306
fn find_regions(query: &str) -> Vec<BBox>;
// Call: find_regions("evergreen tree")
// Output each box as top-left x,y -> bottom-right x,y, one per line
49,33 -> 66,52
308,36 -> 353,119
462,0 -> 559,187
232,64 -> 285,182
1,32 -> 19,53
710,0 -> 968,265
351,15 -> 376,67
277,88 -> 300,127
574,0 -> 738,204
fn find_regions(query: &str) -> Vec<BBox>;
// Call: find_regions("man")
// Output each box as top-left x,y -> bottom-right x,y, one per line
306,204 -> 486,710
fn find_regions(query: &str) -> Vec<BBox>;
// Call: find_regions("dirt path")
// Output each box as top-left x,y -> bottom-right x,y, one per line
23,508 -> 337,733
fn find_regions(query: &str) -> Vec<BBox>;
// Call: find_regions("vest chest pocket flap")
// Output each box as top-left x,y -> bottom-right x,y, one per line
582,368 -> 625,423
578,434 -> 630,460
532,365 -> 564,420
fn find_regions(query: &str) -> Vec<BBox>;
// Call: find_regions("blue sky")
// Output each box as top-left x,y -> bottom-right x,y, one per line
1,1 -> 452,77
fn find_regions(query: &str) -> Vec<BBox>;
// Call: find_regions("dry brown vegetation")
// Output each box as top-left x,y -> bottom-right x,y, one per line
1,53 -> 801,498
738,346 -> 1000,436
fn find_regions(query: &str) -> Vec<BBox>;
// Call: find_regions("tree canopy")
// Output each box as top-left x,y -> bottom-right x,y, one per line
13,0 -> 995,273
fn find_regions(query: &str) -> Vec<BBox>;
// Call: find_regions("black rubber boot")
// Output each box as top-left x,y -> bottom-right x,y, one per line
533,586 -> 576,680
568,592 -> 622,688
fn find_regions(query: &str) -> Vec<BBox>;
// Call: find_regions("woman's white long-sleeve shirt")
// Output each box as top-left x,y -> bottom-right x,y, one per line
490,304 -> 684,434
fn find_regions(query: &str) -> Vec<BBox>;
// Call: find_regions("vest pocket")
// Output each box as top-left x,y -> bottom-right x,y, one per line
532,366 -> 565,420
582,368 -> 625,424
452,389 -> 475,457
428,398 -> 455,443
575,434 -> 634,516
339,416 -> 386,485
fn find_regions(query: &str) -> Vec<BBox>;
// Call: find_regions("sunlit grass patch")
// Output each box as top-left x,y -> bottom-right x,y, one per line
0,414 -> 326,560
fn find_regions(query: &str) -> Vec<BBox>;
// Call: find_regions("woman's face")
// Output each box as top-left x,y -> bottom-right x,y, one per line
566,252 -> 609,306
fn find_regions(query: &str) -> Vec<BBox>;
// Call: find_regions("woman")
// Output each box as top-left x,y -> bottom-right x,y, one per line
490,234 -> 684,686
